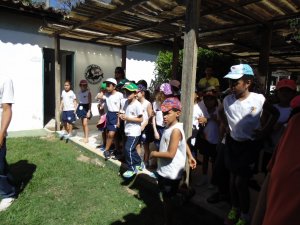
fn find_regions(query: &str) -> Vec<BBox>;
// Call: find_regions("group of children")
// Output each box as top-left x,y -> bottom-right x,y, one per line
59,64 -> 299,225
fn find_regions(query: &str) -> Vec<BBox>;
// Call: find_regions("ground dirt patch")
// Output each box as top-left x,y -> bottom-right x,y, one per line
76,154 -> 105,167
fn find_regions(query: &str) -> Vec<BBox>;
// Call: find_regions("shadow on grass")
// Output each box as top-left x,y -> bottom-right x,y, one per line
111,171 -> 224,225
9,160 -> 36,195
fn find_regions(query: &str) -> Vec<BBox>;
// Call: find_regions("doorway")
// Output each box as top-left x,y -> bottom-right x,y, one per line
43,48 -> 74,126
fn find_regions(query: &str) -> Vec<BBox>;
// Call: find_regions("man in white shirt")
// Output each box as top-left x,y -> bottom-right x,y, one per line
0,76 -> 16,211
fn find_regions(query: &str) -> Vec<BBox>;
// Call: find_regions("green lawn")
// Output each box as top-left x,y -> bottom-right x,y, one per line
0,136 -> 163,225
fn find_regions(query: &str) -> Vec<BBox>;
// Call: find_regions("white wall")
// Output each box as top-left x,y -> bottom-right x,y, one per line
0,41 -> 44,131
0,11 -> 164,131
61,40 -> 121,97
0,11 -> 122,130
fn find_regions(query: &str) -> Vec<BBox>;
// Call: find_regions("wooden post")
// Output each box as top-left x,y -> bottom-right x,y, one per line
258,24 -> 272,94
181,0 -> 201,186
121,46 -> 127,70
54,35 -> 61,131
172,36 -> 180,80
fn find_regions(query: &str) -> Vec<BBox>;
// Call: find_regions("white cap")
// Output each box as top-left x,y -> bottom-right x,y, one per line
104,78 -> 117,85
224,64 -> 254,79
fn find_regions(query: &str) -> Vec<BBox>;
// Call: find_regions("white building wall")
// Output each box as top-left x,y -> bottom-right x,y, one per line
0,11 -> 166,131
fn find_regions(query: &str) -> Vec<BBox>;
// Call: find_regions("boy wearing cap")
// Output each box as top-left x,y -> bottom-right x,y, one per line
119,83 -> 144,178
150,97 -> 196,225
221,64 -> 278,225
101,78 -> 123,159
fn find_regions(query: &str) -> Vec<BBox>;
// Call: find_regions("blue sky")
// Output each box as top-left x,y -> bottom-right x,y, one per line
49,0 -> 112,8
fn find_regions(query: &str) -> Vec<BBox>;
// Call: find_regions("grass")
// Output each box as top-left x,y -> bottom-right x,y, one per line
0,136 -> 163,225
0,135 -> 223,225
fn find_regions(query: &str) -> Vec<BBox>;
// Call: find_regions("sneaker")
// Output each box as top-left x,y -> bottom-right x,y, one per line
136,162 -> 145,171
0,197 -> 15,212
59,132 -> 66,140
103,150 -> 111,160
149,171 -> 158,179
111,151 -> 122,160
64,134 -> 72,143
224,208 -> 239,225
123,170 -> 137,178
235,218 -> 249,225
99,145 -> 106,151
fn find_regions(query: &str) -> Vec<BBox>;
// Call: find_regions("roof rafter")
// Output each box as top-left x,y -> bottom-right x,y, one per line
54,0 -> 147,36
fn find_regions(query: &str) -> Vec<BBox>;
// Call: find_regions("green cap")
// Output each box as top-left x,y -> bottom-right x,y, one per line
123,82 -> 138,92
100,82 -> 106,90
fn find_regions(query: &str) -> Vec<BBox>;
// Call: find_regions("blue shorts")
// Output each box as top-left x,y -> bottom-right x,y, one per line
106,111 -> 118,132
76,104 -> 92,119
62,111 -> 76,123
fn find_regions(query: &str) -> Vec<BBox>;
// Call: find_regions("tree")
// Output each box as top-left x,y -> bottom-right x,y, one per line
150,47 -> 236,92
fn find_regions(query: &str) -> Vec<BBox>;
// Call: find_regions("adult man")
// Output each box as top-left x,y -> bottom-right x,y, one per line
0,75 -> 16,211
198,67 -> 220,91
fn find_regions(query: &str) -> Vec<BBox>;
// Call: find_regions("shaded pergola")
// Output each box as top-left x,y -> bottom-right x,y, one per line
1,0 -> 300,145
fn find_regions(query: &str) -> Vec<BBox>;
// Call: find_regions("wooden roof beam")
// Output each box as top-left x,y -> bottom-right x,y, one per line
54,0 -> 147,35
231,39 -> 295,64
90,16 -> 184,42
125,34 -> 175,46
91,0 -> 262,42
215,0 -> 268,26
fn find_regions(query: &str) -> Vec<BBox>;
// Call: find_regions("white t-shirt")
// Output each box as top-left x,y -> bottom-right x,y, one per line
153,101 -> 164,127
61,90 -> 76,111
223,92 -> 265,141
193,103 -> 204,129
157,122 -> 187,180
140,99 -> 151,125
0,76 -> 14,133
198,100 -> 220,144
105,91 -> 123,112
77,90 -> 90,104
123,99 -> 143,136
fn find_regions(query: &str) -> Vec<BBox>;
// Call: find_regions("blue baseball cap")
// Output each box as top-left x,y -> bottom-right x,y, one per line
224,64 -> 254,79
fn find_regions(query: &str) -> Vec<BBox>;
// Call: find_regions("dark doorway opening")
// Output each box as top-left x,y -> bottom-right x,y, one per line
43,48 -> 55,126
43,48 -> 74,127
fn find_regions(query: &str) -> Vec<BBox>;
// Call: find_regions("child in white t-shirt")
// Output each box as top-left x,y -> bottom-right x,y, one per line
119,82 -> 144,178
60,80 -> 77,140
222,64 -> 279,225
136,84 -> 153,167
95,82 -> 107,146
262,79 -> 296,173
188,91 -> 203,157
197,94 -> 220,185
99,78 -> 123,159
150,97 -> 196,225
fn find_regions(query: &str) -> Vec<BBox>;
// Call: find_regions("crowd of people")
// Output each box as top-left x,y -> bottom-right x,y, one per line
57,64 -> 300,225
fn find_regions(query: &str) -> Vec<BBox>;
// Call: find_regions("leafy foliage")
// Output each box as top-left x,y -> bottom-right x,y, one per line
150,47 -> 236,92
